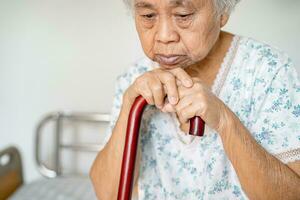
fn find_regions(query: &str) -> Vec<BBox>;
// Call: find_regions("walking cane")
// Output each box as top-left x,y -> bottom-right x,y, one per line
117,95 -> 205,200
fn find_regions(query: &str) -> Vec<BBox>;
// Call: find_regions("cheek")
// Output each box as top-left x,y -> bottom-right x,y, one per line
181,18 -> 220,60
184,34 -> 206,59
137,27 -> 156,58
179,32 -> 208,61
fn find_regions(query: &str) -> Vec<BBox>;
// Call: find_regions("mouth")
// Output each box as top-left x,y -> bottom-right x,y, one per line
154,54 -> 186,67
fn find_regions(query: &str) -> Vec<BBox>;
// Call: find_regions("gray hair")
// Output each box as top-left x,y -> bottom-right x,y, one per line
123,0 -> 240,15
213,0 -> 240,15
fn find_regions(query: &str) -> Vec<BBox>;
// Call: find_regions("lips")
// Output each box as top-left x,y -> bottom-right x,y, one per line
155,54 -> 185,66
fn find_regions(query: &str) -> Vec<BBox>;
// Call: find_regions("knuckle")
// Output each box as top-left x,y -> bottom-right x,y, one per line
133,85 -> 140,94
177,70 -> 187,77
194,82 -> 203,90
179,115 -> 186,123
133,81 -> 140,90
143,92 -> 152,98
201,106 -> 208,115
152,84 -> 162,92
163,73 -> 175,82
192,77 -> 201,82
152,68 -> 162,74
171,67 -> 182,74
135,76 -> 144,84
166,73 -> 175,82
174,105 -> 181,112
198,102 -> 207,113
178,111 -> 185,119
182,112 -> 188,119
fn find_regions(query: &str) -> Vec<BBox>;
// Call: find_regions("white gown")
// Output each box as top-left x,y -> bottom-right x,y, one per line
104,35 -> 300,199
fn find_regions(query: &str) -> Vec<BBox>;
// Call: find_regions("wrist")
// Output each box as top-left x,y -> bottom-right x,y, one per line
216,104 -> 237,140
122,89 -> 136,112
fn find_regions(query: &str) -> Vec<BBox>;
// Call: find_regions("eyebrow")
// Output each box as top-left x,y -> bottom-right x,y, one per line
134,1 -> 155,9
134,0 -> 194,9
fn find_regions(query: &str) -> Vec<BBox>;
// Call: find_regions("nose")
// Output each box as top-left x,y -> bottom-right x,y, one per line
155,16 -> 179,44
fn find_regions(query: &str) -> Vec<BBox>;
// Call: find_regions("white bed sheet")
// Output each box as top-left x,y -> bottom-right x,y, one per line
9,176 -> 97,200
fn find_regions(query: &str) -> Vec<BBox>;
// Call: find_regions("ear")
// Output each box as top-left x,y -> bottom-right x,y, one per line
220,13 -> 230,28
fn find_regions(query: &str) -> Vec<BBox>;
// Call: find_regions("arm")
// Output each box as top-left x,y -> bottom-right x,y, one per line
167,74 -> 300,199
218,106 -> 300,200
90,95 -> 134,200
90,67 -> 194,199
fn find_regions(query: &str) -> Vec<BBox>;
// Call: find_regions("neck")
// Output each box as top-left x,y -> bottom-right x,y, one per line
185,31 -> 234,87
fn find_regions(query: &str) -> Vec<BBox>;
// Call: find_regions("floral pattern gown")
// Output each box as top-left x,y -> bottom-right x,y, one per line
103,35 -> 300,199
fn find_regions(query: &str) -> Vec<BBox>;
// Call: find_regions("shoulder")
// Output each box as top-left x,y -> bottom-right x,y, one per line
223,35 -> 297,119
238,36 -> 293,72
235,35 -> 295,86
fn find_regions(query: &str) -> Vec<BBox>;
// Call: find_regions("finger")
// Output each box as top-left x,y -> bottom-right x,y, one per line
169,68 -> 193,88
177,82 -> 204,98
177,103 -> 198,124
136,80 -> 154,105
191,77 -> 201,82
174,95 -> 193,113
149,75 -> 165,109
176,79 -> 183,87
156,72 -> 179,105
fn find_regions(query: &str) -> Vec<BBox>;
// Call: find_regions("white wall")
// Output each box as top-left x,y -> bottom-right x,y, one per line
225,0 -> 300,69
0,0 -> 299,183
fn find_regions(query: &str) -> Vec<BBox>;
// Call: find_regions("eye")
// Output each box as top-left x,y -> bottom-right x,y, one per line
177,14 -> 189,18
175,13 -> 194,20
141,13 -> 156,20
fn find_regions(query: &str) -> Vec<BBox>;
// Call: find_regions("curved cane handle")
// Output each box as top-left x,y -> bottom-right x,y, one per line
117,96 -> 205,200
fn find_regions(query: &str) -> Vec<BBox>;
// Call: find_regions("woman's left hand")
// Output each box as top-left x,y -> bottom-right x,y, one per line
161,77 -> 230,134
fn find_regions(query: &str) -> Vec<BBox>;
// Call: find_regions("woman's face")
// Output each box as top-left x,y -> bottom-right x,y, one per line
134,0 -> 225,69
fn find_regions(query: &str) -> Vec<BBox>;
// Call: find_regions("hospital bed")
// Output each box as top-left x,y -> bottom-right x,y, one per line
0,111 -> 110,200
1,97 -> 204,200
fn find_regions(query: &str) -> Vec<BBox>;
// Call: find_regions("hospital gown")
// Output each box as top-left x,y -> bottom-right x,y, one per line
103,35 -> 300,199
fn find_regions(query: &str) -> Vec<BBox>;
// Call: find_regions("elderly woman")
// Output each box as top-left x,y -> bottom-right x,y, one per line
90,0 -> 300,199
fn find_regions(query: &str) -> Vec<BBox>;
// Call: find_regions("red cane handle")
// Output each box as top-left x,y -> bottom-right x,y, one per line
117,96 -> 205,200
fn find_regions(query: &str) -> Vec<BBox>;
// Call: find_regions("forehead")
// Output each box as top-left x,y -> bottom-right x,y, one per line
134,0 -> 197,9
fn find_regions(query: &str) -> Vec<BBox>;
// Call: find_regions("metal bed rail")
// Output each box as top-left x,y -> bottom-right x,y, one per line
35,111 -> 110,178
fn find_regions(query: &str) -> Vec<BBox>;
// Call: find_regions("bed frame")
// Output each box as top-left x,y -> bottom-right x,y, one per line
0,146 -> 23,200
35,111 -> 110,178
0,112 -> 109,199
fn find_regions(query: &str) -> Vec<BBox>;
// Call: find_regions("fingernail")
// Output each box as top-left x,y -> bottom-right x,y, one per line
169,96 -> 177,105
184,79 -> 193,87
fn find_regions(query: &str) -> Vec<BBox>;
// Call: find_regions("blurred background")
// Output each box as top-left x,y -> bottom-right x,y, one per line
0,0 -> 299,185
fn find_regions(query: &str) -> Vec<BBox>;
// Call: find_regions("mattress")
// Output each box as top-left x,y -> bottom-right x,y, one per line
9,176 -> 97,200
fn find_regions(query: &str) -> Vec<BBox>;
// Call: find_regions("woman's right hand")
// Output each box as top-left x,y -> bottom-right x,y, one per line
124,67 -> 194,109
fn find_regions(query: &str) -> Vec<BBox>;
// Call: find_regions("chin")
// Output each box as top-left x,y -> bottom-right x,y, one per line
159,64 -> 179,70
157,60 -> 193,70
